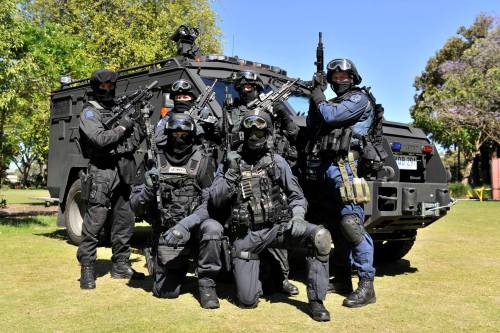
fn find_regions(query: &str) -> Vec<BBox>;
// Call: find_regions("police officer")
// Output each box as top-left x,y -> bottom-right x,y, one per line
225,70 -> 300,296
130,113 -> 223,309
307,58 -> 376,307
77,69 -> 145,289
208,109 -> 332,321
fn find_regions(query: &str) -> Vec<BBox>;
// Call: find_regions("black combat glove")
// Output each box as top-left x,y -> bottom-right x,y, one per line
164,222 -> 191,247
310,86 -> 327,107
287,206 -> 307,238
313,72 -> 327,92
144,167 -> 160,190
119,115 -> 134,131
224,151 -> 241,182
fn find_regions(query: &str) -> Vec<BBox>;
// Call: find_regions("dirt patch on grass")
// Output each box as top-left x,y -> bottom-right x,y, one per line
0,203 -> 58,218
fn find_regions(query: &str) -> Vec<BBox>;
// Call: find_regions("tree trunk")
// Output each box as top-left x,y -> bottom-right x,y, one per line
462,150 -> 481,185
0,109 -> 6,182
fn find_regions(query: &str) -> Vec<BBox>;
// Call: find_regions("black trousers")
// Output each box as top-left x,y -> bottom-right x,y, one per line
153,218 -> 223,298
232,222 -> 329,307
77,165 -> 134,265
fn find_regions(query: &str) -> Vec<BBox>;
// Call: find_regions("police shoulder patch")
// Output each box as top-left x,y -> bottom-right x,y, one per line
84,110 -> 94,118
350,94 -> 362,103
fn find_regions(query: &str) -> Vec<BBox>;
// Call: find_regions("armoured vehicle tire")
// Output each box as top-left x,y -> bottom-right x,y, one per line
374,239 -> 415,263
65,179 -> 85,245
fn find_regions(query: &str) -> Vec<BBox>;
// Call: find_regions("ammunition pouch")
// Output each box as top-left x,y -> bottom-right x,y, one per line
338,153 -> 371,205
358,139 -> 385,176
318,127 -> 352,158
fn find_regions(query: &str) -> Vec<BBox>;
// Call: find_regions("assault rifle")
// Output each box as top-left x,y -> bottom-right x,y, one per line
314,32 -> 325,88
221,85 -> 234,162
139,102 -> 163,209
246,78 -> 299,116
103,80 -> 158,129
188,79 -> 218,124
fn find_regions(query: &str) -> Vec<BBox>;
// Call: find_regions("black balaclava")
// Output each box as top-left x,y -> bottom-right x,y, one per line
90,69 -> 118,107
239,86 -> 259,105
165,132 -> 194,164
173,99 -> 194,113
331,80 -> 352,96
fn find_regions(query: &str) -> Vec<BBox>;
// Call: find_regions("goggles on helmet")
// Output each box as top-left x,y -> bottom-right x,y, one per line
242,115 -> 268,130
166,117 -> 195,132
171,79 -> 192,93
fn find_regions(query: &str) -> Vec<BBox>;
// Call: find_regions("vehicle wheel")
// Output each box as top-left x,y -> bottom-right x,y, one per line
64,178 -> 86,245
374,239 -> 415,263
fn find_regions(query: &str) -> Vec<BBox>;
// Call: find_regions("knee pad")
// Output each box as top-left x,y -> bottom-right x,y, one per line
200,219 -> 223,238
339,215 -> 365,245
312,226 -> 332,262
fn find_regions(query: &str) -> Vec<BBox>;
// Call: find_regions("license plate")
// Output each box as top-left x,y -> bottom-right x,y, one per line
394,155 -> 418,170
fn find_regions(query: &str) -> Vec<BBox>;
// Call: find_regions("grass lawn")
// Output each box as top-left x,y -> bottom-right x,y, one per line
0,188 -> 51,204
0,201 -> 499,332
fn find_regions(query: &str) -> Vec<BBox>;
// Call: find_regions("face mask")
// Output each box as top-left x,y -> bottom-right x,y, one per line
168,133 -> 194,156
240,89 -> 258,105
331,80 -> 352,96
174,100 -> 193,113
96,88 -> 116,106
245,129 -> 267,151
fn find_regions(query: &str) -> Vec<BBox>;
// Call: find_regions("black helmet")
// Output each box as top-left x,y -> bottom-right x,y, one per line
326,58 -> 362,85
241,110 -> 272,151
170,79 -> 194,99
232,70 -> 264,92
90,69 -> 118,104
165,112 -> 196,135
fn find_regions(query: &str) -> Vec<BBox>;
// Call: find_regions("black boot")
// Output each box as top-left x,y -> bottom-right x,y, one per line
308,300 -> 331,322
111,261 -> 146,280
342,279 -> 376,308
80,265 -> 96,289
199,286 -> 220,309
328,266 -> 353,296
282,279 -> 299,296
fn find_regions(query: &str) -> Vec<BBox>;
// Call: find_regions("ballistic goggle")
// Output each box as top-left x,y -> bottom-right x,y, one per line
242,115 -> 268,130
327,59 -> 353,72
171,79 -> 192,93
166,116 -> 195,132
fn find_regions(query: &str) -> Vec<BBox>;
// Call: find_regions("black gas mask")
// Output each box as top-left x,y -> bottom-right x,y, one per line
171,79 -> 195,113
331,80 -> 352,96
173,98 -> 194,113
239,85 -> 259,105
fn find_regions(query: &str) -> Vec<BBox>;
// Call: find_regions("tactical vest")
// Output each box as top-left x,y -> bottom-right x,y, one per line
231,154 -> 289,232
157,148 -> 207,228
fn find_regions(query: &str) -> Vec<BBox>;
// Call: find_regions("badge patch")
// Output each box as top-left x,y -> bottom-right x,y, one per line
85,110 -> 94,118
350,94 -> 362,103
168,166 -> 187,174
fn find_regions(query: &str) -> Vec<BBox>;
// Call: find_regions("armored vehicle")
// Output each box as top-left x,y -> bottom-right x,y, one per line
48,45 -> 452,263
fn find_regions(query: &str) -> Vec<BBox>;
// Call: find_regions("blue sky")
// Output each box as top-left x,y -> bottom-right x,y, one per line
211,0 -> 499,123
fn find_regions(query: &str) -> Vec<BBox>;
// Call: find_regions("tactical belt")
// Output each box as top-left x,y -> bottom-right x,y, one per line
232,247 -> 259,260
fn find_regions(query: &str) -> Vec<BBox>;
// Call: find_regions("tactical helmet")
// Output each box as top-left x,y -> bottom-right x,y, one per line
170,79 -> 194,99
326,58 -> 362,85
90,69 -> 118,103
232,70 -> 264,92
165,112 -> 196,134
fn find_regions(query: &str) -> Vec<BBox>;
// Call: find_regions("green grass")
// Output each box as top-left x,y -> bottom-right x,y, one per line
0,188 -> 51,204
1,202 -> 499,332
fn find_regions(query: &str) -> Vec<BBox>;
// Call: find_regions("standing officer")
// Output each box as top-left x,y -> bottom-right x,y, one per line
130,113 -> 222,309
77,69 -> 145,289
307,58 -> 376,307
208,109 -> 332,321
224,70 -> 300,296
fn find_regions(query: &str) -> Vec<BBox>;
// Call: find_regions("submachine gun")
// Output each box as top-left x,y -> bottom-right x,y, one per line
103,80 -> 159,129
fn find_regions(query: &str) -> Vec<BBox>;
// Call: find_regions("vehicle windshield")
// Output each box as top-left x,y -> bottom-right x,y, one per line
201,77 -> 306,116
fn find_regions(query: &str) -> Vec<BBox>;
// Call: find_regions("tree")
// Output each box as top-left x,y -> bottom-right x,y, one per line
1,0 -> 222,185
411,15 -> 499,184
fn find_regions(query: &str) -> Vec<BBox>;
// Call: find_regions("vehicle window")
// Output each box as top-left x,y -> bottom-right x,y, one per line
286,95 -> 310,115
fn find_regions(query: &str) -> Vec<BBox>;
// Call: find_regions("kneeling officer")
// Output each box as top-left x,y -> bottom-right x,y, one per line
130,113 -> 222,309
207,110 -> 332,321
